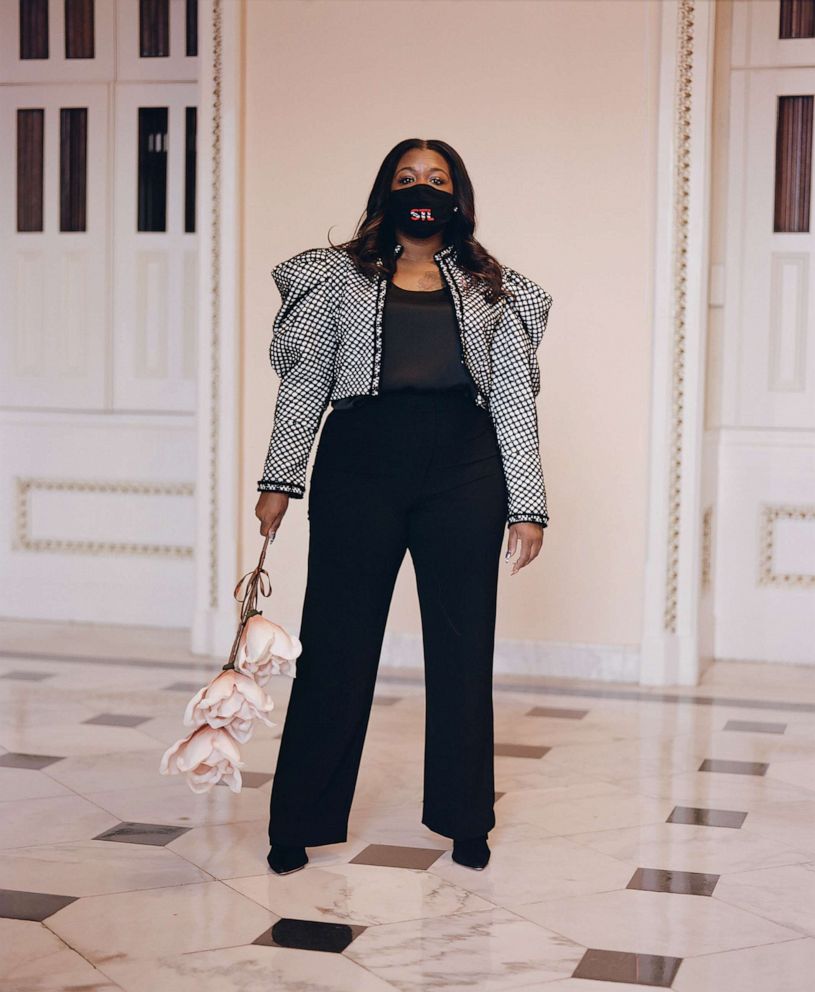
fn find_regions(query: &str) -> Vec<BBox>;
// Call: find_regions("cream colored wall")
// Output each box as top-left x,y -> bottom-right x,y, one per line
240,0 -> 659,653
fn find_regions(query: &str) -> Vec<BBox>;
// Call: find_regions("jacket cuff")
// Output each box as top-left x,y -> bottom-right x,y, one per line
257,480 -> 305,498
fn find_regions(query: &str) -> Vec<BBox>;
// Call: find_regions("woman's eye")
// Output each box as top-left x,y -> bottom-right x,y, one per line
396,176 -> 447,185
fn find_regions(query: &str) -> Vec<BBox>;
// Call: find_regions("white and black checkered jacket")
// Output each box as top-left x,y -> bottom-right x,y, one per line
258,241 -> 554,527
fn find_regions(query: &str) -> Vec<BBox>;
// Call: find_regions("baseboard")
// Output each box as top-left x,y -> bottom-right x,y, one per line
381,632 -> 641,684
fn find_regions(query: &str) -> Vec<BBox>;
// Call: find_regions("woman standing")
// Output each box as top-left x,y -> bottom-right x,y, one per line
255,139 -> 553,875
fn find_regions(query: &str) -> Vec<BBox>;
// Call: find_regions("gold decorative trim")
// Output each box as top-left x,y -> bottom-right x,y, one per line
664,0 -> 695,633
759,504 -> 815,588
14,478 -> 195,558
209,0 -> 223,608
701,505 -> 712,589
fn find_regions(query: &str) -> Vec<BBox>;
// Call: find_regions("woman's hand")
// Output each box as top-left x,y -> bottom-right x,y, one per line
504,522 -> 544,575
255,491 -> 289,537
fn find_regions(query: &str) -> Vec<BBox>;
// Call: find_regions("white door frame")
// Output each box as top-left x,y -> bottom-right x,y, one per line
192,0 -> 243,657
641,0 -> 716,686
191,0 -> 719,682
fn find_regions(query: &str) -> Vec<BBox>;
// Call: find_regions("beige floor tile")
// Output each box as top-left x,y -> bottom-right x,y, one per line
673,937 -> 815,992
766,758 -> 815,795
428,834 -> 633,907
0,795 -> 119,850
513,888 -> 800,958
698,730 -> 815,764
351,758 -> 425,811
0,697 -> 98,726
169,818 -> 367,879
580,705 -> 724,741
542,735 -> 708,780
491,715 -> 617,748
0,840 -> 211,897
82,780 -> 271,827
0,919 -> 121,992
347,799 -> 456,849
47,880 -> 274,964
0,721 -> 163,758
43,747 -> 184,794
612,770 -> 814,808
493,765 -> 623,793
714,863 -> 815,936
345,906 -> 584,991
494,788 -> 675,836
567,821 -> 811,875
0,768 -> 74,803
741,800 -> 815,858
99,944 -> 399,992
226,862 -> 496,926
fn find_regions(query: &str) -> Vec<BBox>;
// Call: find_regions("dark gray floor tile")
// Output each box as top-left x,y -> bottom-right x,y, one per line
349,844 -> 445,869
573,948 -> 682,987
724,719 -> 786,734
0,752 -> 65,770
667,805 -> 748,828
253,917 -> 366,952
216,770 -> 273,788
0,888 -> 78,921
698,758 -> 769,776
94,821 -> 192,846
0,671 -> 54,681
527,705 -> 589,719
627,866 -> 719,897
494,743 -> 551,758
82,713 -> 151,728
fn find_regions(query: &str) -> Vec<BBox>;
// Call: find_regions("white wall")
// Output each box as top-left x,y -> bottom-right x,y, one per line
240,0 -> 660,674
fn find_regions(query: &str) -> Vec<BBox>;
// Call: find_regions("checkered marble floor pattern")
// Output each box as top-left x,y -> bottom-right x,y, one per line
1,621 -> 815,992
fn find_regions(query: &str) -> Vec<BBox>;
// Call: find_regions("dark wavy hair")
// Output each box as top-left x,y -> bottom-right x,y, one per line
328,138 -> 510,305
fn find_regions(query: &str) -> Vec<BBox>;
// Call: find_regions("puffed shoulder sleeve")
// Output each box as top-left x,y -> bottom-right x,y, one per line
501,266 -> 554,397
487,265 -> 554,528
257,248 -> 338,499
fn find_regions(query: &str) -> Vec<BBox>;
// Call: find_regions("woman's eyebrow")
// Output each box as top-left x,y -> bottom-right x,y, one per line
396,165 -> 449,175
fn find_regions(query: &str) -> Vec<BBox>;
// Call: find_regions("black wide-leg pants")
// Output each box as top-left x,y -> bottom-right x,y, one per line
268,385 -> 508,847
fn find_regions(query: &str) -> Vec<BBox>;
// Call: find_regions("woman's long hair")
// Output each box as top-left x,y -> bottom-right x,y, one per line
329,139 -> 510,305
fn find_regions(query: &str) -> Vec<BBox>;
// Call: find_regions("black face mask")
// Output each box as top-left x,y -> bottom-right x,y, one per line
385,183 -> 457,238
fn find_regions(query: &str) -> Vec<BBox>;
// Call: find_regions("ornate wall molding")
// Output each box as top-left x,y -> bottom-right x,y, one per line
701,505 -> 712,589
664,0 -> 696,633
759,504 -> 815,587
207,0 -> 223,610
15,477 -> 194,558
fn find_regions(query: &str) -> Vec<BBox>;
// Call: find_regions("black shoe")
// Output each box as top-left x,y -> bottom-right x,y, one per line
452,834 -> 490,870
267,844 -> 308,875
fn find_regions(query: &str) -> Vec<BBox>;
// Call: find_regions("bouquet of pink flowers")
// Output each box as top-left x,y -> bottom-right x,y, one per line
159,533 -> 301,793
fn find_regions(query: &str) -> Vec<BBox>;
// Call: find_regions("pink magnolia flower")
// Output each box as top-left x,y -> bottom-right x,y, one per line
235,614 -> 302,685
183,668 -> 275,744
159,725 -> 244,794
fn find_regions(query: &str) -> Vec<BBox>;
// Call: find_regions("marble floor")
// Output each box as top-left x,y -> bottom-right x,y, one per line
1,620 -> 814,991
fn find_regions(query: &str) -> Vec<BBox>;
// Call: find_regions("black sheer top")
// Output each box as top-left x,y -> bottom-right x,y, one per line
332,281 -> 476,410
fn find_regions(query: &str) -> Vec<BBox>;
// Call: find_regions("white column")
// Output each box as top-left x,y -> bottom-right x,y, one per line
192,0 -> 244,657
641,0 -> 716,686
